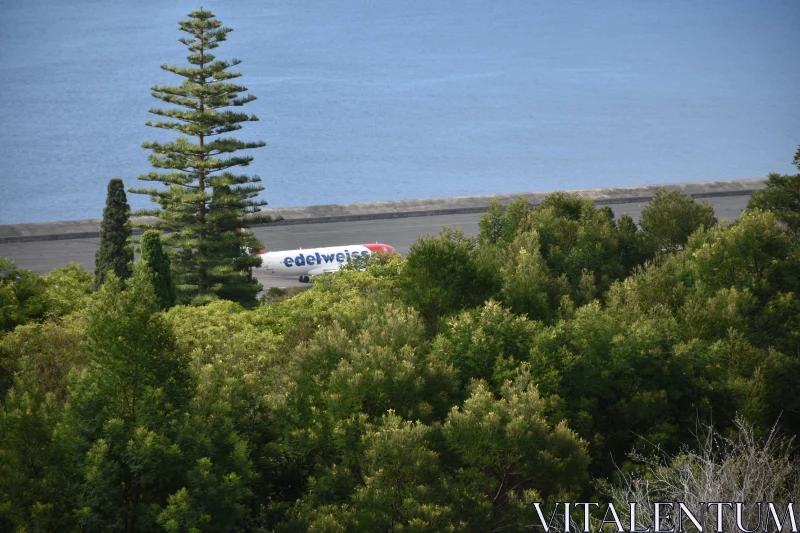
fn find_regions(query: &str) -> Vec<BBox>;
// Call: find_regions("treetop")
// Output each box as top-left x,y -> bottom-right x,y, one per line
177,8 -> 231,52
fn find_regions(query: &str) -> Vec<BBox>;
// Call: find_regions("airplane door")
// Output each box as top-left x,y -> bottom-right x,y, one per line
262,257 -> 275,274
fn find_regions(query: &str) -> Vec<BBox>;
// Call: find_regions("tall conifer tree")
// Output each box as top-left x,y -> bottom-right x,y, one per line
94,178 -> 133,288
131,9 -> 266,305
140,230 -> 177,310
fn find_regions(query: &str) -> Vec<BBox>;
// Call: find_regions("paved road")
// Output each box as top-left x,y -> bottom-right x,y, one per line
0,195 -> 752,288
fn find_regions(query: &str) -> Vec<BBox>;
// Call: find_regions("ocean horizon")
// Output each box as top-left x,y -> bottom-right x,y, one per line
0,0 -> 798,224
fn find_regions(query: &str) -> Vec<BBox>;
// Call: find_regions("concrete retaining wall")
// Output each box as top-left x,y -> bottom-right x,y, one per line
0,178 -> 765,244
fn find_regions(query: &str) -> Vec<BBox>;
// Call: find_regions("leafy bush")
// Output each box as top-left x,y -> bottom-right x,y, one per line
433,300 -> 539,387
0,260 -> 92,333
399,227 -> 497,334
748,172 -> 800,243
0,258 -> 49,332
639,188 -> 716,252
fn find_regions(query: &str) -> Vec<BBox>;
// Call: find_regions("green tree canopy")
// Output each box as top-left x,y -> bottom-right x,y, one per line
433,300 -> 540,387
4,179 -> 800,530
0,258 -> 48,332
131,8 -> 266,306
399,227 -> 497,334
747,171 -> 800,243
94,178 -> 133,288
639,188 -> 716,252
140,230 -> 177,310
747,144 -> 800,242
67,269 -> 193,531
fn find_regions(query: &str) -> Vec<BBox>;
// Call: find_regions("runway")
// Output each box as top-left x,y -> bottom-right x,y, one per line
0,195 -> 752,289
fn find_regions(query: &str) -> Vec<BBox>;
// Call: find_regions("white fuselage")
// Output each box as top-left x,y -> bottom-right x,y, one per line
257,243 -> 394,281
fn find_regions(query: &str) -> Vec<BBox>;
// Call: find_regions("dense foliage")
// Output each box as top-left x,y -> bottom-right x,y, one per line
140,230 -> 177,310
638,188 -> 716,252
2,178 -> 798,530
747,148 -> 800,243
131,9 -> 266,306
95,178 -> 134,288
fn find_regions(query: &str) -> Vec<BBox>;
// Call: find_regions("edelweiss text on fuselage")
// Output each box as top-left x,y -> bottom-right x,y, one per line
257,243 -> 396,283
282,249 -> 368,267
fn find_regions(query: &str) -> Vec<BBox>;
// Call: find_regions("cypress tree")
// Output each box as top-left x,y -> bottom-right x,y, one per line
139,230 -> 177,309
94,178 -> 133,288
130,8 -> 265,305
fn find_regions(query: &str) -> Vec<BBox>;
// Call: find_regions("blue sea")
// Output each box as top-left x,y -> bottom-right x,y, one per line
0,0 -> 798,224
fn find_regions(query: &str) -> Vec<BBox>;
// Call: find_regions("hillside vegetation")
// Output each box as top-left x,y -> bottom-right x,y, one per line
1,178 -> 799,531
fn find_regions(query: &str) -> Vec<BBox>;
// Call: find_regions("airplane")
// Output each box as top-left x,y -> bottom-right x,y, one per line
257,243 -> 396,283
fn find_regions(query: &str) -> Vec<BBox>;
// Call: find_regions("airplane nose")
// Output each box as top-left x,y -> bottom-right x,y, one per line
363,243 -> 393,253
362,243 -> 399,257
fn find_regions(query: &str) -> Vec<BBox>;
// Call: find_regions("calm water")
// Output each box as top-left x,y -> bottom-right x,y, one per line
0,0 -> 798,224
